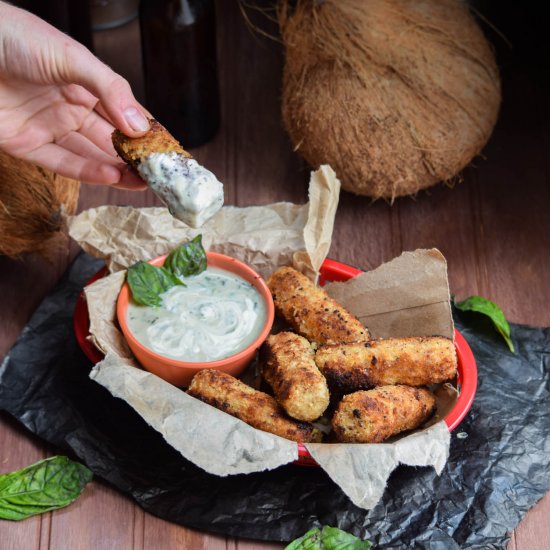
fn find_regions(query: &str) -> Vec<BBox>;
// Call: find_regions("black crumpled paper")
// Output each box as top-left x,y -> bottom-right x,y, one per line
1,253 -> 549,549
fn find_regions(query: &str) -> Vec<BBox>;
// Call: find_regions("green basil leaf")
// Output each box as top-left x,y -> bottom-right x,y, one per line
321,526 -> 372,549
454,295 -> 515,353
285,527 -> 323,550
285,527 -> 372,550
127,261 -> 183,307
0,456 -> 92,521
164,234 -> 207,278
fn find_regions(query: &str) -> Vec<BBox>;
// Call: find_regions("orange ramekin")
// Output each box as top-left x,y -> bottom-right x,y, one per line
117,252 -> 275,387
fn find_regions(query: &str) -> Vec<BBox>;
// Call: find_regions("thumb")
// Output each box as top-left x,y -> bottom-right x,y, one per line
60,41 -> 150,136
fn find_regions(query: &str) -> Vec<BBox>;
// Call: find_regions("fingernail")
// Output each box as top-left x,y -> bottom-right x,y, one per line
123,107 -> 150,132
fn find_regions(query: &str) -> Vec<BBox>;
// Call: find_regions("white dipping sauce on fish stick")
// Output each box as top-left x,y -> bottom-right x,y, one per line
138,152 -> 224,228
126,267 -> 266,362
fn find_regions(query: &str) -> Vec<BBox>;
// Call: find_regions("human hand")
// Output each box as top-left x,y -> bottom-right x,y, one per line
0,1 -> 149,189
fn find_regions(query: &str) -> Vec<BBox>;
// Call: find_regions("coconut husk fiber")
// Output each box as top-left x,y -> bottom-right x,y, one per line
278,0 -> 501,200
0,150 -> 80,260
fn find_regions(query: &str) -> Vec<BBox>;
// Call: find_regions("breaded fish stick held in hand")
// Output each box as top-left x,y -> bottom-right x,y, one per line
267,266 -> 370,345
112,120 -> 224,228
187,369 -> 323,443
332,385 -> 436,443
261,332 -> 330,422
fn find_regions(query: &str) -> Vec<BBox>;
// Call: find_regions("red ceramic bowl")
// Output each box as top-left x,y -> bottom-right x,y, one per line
115,252 -> 275,387
75,257 -> 477,466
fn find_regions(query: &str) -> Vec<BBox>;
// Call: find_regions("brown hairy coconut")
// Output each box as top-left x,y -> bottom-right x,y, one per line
278,0 -> 501,200
0,150 -> 80,259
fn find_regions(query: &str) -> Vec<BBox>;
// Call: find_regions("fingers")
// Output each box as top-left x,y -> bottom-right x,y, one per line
55,39 -> 150,137
74,112 -> 147,190
22,140 -> 148,189
18,142 -> 144,192
56,130 -> 117,166
72,54 -> 150,137
114,166 -> 148,190
77,108 -> 119,156
23,142 -> 121,184
113,179 -> 148,191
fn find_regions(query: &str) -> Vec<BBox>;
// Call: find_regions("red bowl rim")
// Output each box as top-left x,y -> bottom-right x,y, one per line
74,257 -> 478,466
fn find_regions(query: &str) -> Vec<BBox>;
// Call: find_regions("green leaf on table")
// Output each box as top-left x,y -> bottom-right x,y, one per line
454,295 -> 515,352
127,261 -> 183,307
285,526 -> 372,550
285,527 -> 323,550
0,456 -> 92,521
164,234 -> 207,278
320,526 -> 372,549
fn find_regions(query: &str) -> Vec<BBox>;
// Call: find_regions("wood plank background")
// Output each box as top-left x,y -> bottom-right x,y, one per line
1,1 -> 549,548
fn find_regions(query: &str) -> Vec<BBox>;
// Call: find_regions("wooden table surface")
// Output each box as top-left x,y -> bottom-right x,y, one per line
1,2 -> 549,549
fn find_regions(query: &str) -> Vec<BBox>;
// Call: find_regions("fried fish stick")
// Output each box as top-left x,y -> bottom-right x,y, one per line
260,332 -> 330,422
332,385 -> 436,443
112,120 -> 224,228
187,369 -> 323,443
112,119 -> 192,168
315,336 -> 457,395
266,266 -> 369,345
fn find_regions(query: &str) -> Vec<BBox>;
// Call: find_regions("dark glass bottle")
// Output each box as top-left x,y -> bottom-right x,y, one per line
139,0 -> 220,148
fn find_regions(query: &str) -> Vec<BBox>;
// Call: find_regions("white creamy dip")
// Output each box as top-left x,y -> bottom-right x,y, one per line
126,267 -> 266,362
137,152 -> 224,228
